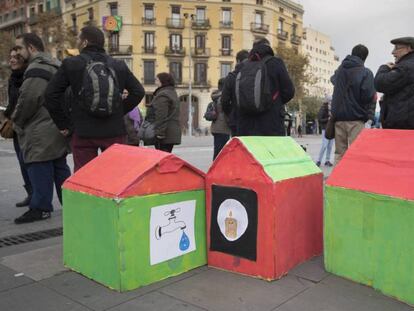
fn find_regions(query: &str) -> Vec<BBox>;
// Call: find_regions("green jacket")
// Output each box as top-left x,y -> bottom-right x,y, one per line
146,86 -> 181,145
12,53 -> 70,164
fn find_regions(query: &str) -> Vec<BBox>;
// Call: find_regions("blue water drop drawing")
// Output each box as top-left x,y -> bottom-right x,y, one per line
179,231 -> 190,251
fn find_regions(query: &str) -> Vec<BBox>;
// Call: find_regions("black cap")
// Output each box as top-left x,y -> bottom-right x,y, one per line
390,37 -> 414,49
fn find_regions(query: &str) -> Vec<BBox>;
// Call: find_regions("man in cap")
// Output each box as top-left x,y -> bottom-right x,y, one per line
375,37 -> 414,129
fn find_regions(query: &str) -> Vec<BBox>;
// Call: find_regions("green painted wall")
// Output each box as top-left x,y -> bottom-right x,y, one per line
63,189 -> 206,291
325,186 -> 414,305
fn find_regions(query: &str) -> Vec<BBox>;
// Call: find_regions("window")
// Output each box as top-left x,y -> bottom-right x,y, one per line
170,34 -> 182,50
71,13 -> 77,33
278,18 -> 284,31
221,8 -> 231,25
0,16 -> 2,23
88,8 -> 94,21
4,13 -> 8,22
170,62 -> 182,83
292,23 -> 297,36
255,12 -> 263,26
256,0 -> 263,5
171,5 -> 180,27
38,4 -> 43,13
195,34 -> 206,50
196,7 -> 205,21
109,32 -> 119,51
144,4 -> 154,20
220,63 -> 232,78
222,0 -> 231,2
20,8 -> 24,16
293,13 -> 297,19
12,10 -> 17,18
109,2 -> 118,16
279,7 -> 284,13
144,32 -> 154,53
194,63 -> 207,84
30,6 -> 35,16
144,61 -> 155,84
221,35 -> 231,55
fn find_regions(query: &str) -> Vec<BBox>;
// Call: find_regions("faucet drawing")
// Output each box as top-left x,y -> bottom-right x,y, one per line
155,208 -> 187,240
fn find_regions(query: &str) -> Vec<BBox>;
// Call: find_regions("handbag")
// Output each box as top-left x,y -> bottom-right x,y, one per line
325,115 -> 335,140
138,120 -> 156,145
0,112 -> 14,139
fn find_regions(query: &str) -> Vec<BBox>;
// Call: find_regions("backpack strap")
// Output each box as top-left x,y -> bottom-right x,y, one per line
24,68 -> 53,81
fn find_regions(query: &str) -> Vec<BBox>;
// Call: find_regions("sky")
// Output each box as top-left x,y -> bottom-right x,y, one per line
296,0 -> 414,72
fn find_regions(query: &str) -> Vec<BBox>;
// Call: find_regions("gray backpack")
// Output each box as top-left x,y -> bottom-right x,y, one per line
79,54 -> 122,118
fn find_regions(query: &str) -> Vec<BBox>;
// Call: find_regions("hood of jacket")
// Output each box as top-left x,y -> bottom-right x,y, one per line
341,55 -> 364,69
249,44 -> 274,60
29,52 -> 60,69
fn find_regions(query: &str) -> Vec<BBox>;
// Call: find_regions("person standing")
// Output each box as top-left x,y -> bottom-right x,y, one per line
374,37 -> 414,129
144,73 -> 181,153
12,33 -> 71,224
316,96 -> 334,167
210,78 -> 231,160
45,26 -> 145,171
3,48 -> 32,207
331,44 -> 376,164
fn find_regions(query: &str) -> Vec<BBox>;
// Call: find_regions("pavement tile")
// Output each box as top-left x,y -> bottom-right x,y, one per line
40,268 -> 204,311
274,275 -> 414,311
107,292 -> 207,311
0,283 -> 89,311
0,244 -> 68,281
0,264 -> 33,292
288,256 -> 330,283
160,268 -> 313,311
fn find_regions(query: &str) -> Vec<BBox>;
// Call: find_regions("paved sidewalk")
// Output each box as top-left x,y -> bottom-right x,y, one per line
0,135 -> 411,311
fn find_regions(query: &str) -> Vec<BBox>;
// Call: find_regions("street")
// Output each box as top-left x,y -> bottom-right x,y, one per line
0,135 -> 412,311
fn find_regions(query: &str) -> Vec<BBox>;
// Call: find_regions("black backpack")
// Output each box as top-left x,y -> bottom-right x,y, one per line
235,55 -> 276,114
203,101 -> 218,121
78,54 -> 122,118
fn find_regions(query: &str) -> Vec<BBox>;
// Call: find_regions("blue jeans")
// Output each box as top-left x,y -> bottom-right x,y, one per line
26,156 -> 71,212
213,133 -> 230,160
13,134 -> 31,191
318,129 -> 333,163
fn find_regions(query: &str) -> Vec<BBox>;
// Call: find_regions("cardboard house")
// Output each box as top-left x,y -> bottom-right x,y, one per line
325,129 -> 414,305
206,137 -> 323,280
62,144 -> 207,291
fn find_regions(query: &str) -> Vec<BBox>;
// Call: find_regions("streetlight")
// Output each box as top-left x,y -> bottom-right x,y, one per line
184,13 -> 194,136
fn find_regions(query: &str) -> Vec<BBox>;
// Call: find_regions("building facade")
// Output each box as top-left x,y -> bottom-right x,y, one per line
302,27 -> 339,98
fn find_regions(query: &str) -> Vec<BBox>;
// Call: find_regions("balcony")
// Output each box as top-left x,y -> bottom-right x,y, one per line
166,18 -> 184,29
250,22 -> 269,34
291,34 -> 301,45
164,46 -> 186,57
142,46 -> 156,54
142,17 -> 156,25
143,77 -> 155,85
191,18 -> 211,30
191,48 -> 211,58
277,29 -> 288,41
0,15 -> 26,30
219,21 -> 233,29
108,45 -> 133,55
220,48 -> 233,56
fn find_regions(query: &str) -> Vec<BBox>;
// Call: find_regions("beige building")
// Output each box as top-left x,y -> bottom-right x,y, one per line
302,27 -> 339,98
61,0 -> 305,132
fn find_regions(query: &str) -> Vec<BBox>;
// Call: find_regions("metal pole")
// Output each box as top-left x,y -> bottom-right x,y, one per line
187,15 -> 193,136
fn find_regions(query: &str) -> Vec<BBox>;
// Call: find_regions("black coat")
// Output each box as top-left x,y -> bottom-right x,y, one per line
331,55 -> 376,122
45,45 -> 145,139
374,51 -> 414,129
317,102 -> 330,130
229,44 -> 294,136
5,69 -> 25,118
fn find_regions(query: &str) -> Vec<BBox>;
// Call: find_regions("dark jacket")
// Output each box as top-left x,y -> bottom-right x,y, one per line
317,102 -> 330,130
11,53 -> 70,163
210,90 -> 231,135
331,55 -> 376,122
5,69 -> 25,118
237,44 -> 295,136
45,45 -> 145,139
145,85 -> 181,145
374,51 -> 414,129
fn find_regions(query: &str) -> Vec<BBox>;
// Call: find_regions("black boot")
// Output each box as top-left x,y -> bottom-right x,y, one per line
16,185 -> 32,208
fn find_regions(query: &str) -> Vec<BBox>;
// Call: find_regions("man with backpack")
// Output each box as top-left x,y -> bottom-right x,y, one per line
45,26 -> 145,171
228,39 -> 294,136
12,33 -> 71,224
330,44 -> 376,164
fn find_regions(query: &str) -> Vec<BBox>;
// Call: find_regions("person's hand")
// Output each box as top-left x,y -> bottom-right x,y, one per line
386,62 -> 395,69
364,120 -> 373,129
60,129 -> 70,137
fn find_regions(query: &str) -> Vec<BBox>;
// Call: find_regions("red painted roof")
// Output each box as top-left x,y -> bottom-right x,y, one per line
327,129 -> 414,201
63,144 -> 205,198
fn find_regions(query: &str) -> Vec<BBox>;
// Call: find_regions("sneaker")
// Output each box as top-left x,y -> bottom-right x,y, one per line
316,161 -> 321,167
14,209 -> 51,224
325,161 -> 333,167
15,195 -> 31,208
